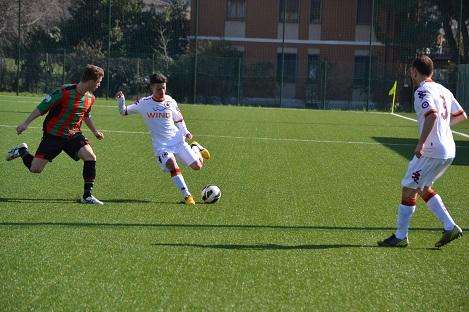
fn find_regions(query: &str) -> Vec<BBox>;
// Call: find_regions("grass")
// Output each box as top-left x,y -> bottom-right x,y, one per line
0,93 -> 468,310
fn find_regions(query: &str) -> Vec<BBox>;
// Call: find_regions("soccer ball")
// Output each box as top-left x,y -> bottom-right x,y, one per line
201,185 -> 221,204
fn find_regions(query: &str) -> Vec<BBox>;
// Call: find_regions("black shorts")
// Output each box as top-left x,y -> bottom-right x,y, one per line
35,133 -> 90,162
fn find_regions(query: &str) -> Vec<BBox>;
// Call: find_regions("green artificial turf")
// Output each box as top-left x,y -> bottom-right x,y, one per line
1,93 -> 468,310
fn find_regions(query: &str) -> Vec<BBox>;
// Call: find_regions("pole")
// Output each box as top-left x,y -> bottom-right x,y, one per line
192,0 -> 199,104
237,57 -> 241,105
106,0 -> 112,99
16,0 -> 21,95
366,0 -> 374,111
279,0 -> 286,107
457,0 -> 463,90
62,48 -> 66,85
323,61 -> 327,109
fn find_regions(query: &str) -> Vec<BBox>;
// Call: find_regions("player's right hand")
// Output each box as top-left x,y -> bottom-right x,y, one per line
16,123 -> 27,135
115,91 -> 124,99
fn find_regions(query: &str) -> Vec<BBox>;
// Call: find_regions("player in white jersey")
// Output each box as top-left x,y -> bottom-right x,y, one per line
115,73 -> 210,205
379,55 -> 467,248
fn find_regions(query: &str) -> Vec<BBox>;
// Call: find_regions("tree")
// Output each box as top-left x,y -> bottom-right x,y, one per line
376,0 -> 469,63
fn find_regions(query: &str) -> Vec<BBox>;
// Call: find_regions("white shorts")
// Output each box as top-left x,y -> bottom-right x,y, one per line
155,141 -> 199,172
401,156 -> 453,189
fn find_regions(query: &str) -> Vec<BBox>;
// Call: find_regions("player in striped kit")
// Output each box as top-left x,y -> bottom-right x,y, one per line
6,65 -> 105,205
115,73 -> 210,205
378,55 -> 467,248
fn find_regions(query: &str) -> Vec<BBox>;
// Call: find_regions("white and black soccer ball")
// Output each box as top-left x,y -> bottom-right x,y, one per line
201,185 -> 221,204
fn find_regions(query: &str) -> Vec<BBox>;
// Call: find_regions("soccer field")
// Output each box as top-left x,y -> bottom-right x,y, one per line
1,93 -> 468,310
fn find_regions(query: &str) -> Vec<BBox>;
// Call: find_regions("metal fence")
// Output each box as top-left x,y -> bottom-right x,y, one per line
0,0 -> 468,111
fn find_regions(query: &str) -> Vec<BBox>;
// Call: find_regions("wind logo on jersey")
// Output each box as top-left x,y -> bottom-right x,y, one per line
412,170 -> 421,184
147,111 -> 170,119
43,94 -> 52,102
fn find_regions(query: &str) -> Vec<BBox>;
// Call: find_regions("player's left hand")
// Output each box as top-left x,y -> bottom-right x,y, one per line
94,131 -> 104,140
414,143 -> 424,158
185,132 -> 193,140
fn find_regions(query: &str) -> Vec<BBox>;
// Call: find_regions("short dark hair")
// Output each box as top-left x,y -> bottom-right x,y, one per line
81,64 -> 104,82
412,55 -> 433,76
149,73 -> 167,85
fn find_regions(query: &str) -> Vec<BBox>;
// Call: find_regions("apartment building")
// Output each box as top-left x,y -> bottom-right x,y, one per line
191,0 -> 388,107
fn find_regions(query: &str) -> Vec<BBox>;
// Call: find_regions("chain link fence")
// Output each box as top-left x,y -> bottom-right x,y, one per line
0,0 -> 468,111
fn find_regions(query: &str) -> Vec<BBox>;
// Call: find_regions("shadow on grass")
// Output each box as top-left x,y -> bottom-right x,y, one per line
153,242 -> 378,250
0,197 -> 154,204
0,221 -> 465,233
372,137 -> 469,166
152,242 -> 443,251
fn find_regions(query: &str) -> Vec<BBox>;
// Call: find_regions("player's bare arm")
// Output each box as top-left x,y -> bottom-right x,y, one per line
115,91 -> 128,116
16,108 -> 42,135
415,112 -> 437,158
84,117 -> 104,140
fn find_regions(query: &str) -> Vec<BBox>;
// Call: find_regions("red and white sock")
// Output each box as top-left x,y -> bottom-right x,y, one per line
424,193 -> 455,231
171,169 -> 190,198
395,203 -> 416,239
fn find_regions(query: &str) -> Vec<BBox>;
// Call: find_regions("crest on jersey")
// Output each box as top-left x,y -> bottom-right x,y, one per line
44,94 -> 52,102
412,170 -> 421,184
421,101 -> 429,109
417,90 -> 427,99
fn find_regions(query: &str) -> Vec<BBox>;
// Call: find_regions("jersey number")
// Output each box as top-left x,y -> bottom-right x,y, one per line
439,95 -> 448,120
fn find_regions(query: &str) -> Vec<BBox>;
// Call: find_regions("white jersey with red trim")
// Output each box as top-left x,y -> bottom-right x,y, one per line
414,80 -> 464,159
125,94 -> 186,149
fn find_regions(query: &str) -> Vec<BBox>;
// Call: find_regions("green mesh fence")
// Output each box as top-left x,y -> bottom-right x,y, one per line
0,0 -> 468,111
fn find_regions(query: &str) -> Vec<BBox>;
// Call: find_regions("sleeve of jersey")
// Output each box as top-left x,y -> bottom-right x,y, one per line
125,99 -> 141,115
172,102 -> 189,135
36,89 -> 62,115
414,88 -> 437,118
450,95 -> 465,117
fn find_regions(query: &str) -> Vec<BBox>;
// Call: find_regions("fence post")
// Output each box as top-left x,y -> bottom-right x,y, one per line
237,57 -> 242,105
193,0 -> 199,104
279,0 -> 286,107
323,61 -> 327,109
62,48 -> 66,85
137,58 -> 140,78
366,0 -> 375,111
106,0 -> 112,99
16,0 -> 21,95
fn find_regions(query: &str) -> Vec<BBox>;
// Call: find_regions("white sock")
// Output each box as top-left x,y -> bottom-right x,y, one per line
191,145 -> 202,161
395,204 -> 416,239
426,194 -> 456,231
171,174 -> 190,197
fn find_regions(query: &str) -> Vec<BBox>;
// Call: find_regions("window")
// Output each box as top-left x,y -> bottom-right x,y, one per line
277,53 -> 297,83
308,55 -> 320,80
227,0 -> 245,21
356,0 -> 372,25
279,0 -> 299,23
353,56 -> 369,81
310,0 -> 321,24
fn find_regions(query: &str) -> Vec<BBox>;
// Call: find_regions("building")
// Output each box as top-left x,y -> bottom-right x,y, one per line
190,0 -> 389,108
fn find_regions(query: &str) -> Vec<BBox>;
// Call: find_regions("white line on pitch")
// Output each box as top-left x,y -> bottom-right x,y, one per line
1,123 -> 468,148
391,112 -> 469,138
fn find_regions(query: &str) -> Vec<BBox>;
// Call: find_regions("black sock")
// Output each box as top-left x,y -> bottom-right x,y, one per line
83,161 -> 96,198
21,151 -> 33,170
84,182 -> 93,198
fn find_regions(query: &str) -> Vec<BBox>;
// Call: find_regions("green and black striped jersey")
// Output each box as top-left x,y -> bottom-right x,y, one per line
37,84 -> 96,138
